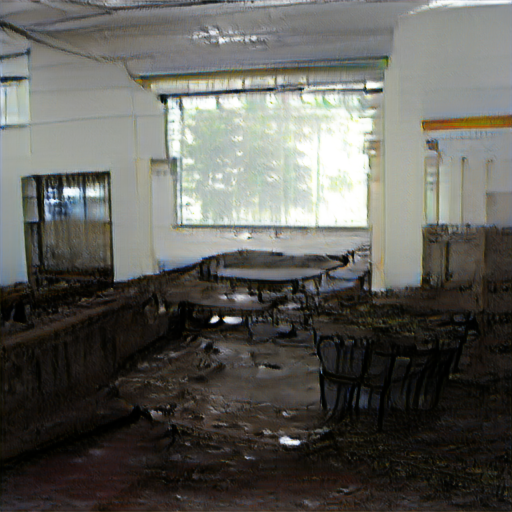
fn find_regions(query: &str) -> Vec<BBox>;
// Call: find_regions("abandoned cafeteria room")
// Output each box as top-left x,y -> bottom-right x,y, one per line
0,0 -> 511,510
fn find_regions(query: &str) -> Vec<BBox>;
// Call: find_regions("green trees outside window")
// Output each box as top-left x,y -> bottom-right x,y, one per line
170,90 -> 371,227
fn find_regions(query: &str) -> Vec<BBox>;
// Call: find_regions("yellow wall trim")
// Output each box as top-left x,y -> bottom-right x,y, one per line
422,115 -> 512,132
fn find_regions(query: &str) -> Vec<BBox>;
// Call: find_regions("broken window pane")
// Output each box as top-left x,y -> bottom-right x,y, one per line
44,175 -> 85,221
85,174 -> 109,221
22,177 -> 38,223
21,172 -> 113,285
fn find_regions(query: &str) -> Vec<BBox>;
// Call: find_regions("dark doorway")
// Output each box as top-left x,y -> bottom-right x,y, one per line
22,172 -> 113,287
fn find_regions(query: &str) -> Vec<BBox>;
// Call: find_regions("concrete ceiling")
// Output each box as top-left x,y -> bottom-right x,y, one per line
1,1 -> 431,76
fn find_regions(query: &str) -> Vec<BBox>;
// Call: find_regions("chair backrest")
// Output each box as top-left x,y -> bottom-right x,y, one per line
316,335 -> 371,380
365,347 -> 396,385
316,330 -> 460,414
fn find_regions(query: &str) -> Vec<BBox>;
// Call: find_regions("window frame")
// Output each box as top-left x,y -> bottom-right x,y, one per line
165,85 -> 377,229
0,51 -> 30,129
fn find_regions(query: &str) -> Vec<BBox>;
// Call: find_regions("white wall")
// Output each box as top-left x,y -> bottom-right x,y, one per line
154,226 -> 370,271
0,39 -> 370,287
0,41 -> 166,285
372,3 -> 512,290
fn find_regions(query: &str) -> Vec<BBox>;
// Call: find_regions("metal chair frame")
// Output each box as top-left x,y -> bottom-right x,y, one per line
316,332 -> 459,430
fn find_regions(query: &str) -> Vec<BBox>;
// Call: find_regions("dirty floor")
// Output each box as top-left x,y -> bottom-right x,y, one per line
1,304 -> 511,511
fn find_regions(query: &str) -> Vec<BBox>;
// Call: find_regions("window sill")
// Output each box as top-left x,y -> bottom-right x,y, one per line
177,225 -> 369,231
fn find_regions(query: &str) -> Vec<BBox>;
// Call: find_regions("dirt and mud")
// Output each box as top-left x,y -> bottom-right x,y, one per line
1,298 -> 511,511
1,249 -> 511,511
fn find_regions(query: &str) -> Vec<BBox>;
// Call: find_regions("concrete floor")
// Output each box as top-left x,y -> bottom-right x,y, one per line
1,245 -> 510,511
1,293 -> 511,511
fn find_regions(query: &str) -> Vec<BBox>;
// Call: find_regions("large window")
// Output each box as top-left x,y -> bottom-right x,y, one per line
168,90 -> 372,227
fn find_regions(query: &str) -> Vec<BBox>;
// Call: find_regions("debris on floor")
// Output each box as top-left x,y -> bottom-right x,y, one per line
1,246 -> 511,511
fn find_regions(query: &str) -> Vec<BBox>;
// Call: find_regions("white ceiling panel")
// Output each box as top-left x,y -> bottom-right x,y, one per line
1,1 -> 430,75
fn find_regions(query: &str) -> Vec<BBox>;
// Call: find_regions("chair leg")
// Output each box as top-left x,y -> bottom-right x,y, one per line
347,383 -> 357,416
319,372 -> 327,410
432,351 -> 456,408
354,384 -> 363,419
413,364 -> 431,409
378,354 -> 397,431
377,389 -> 387,431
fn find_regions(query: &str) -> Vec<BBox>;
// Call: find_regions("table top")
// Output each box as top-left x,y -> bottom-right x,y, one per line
216,267 -> 325,283
185,295 -> 275,312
